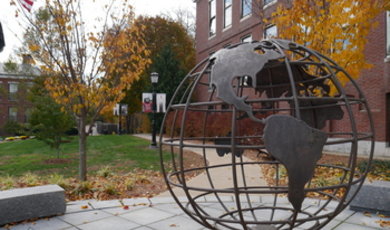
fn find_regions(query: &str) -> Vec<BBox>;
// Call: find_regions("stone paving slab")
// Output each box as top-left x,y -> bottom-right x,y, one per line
57,210 -> 112,226
333,222 -> 379,230
2,217 -> 71,230
120,207 -> 175,225
344,212 -> 388,229
147,215 -> 204,230
2,196 -> 390,230
76,216 -> 139,230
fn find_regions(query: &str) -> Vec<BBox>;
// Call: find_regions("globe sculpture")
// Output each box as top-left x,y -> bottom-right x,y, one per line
159,39 -> 374,230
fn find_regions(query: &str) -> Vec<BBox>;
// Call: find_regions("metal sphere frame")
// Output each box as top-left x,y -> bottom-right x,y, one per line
159,39 -> 375,230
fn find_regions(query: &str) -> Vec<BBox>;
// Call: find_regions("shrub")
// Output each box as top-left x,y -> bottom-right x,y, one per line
73,181 -> 94,195
96,166 -> 113,178
65,127 -> 78,136
0,175 -> 16,190
20,172 -> 40,187
101,182 -> 118,195
47,173 -> 70,189
3,120 -> 25,136
124,178 -> 135,191
358,160 -> 390,180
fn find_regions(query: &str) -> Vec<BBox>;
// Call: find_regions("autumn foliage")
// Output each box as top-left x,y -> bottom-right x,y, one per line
16,0 -> 150,180
270,0 -> 387,87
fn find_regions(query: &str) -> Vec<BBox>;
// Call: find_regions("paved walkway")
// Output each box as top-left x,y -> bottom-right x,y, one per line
2,196 -> 389,230
133,134 -> 267,198
2,134 -> 389,229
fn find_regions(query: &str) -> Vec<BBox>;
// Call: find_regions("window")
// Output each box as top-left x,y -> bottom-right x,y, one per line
8,107 -> 17,121
209,0 -> 216,37
241,0 -> 252,18
241,34 -> 252,43
387,11 -> 390,56
264,25 -> 277,39
221,104 -> 230,110
224,0 -> 232,28
8,82 -> 18,101
24,108 -> 31,123
263,0 -> 276,7
0,81 -> 3,100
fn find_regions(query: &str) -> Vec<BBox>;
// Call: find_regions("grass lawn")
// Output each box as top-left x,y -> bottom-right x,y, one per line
0,135 -> 164,177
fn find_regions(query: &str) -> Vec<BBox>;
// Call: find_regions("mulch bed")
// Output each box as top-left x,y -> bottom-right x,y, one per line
0,146 -> 205,202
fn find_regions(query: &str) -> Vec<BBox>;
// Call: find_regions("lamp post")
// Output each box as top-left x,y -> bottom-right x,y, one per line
150,72 -> 159,148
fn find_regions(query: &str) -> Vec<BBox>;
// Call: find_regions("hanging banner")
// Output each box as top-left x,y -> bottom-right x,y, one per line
114,104 -> 128,116
156,93 -> 166,113
113,104 -> 120,116
121,104 -> 128,115
142,93 -> 153,113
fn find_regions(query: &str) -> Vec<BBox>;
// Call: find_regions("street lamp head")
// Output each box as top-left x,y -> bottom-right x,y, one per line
150,72 -> 159,84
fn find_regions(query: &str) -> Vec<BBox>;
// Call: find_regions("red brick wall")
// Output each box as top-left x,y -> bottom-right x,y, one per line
196,0 -> 272,62
329,12 -> 388,141
194,0 -> 388,142
0,77 -> 32,135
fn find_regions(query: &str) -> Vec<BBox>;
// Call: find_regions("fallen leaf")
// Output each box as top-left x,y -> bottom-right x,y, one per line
376,220 -> 390,228
363,212 -> 372,217
123,205 -> 129,210
81,205 -> 88,209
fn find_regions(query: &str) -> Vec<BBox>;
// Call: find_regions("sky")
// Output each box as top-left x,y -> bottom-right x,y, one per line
0,0 -> 196,62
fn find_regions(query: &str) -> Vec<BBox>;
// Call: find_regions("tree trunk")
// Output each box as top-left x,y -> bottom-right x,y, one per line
79,116 -> 87,181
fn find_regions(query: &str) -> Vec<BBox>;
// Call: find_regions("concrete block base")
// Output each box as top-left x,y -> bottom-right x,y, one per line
0,184 -> 66,226
349,181 -> 390,215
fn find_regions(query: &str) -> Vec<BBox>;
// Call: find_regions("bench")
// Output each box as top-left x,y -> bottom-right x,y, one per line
0,184 -> 66,226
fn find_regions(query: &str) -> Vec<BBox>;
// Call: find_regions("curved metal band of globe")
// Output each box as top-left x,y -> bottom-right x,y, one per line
161,131 -> 373,149
165,163 -> 363,193
305,46 -> 363,220
159,39 -> 375,230
159,58 -> 217,228
169,97 -> 366,109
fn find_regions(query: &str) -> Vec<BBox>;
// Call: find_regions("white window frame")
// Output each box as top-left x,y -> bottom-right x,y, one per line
224,0 -> 232,29
8,107 -> 17,122
241,0 -> 252,19
264,25 -> 278,39
209,0 -> 217,37
263,0 -> 277,9
241,34 -> 252,43
8,82 -> 18,101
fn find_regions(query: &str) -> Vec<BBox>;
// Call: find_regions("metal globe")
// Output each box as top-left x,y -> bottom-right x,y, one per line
159,39 -> 374,230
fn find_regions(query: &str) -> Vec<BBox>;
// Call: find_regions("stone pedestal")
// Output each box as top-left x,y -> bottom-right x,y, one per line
349,180 -> 390,215
0,184 -> 66,226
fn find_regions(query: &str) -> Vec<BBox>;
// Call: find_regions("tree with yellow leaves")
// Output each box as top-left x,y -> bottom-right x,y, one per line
15,0 -> 150,181
270,0 -> 387,88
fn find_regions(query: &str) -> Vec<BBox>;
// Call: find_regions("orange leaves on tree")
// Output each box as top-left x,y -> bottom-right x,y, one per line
28,44 -> 40,52
22,0 -> 150,181
270,0 -> 385,91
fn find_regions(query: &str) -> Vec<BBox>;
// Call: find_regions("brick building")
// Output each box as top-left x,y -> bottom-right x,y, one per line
193,0 -> 390,158
0,61 -> 40,135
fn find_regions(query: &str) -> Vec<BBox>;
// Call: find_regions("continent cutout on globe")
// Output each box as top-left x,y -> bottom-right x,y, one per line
209,42 -> 283,122
263,115 -> 327,211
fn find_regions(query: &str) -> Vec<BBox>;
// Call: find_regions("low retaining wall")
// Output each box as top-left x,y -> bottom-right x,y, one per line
323,139 -> 390,159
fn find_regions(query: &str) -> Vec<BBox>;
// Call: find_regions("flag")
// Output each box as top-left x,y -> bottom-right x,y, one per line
19,0 -> 34,12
